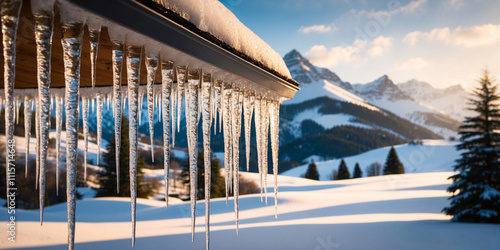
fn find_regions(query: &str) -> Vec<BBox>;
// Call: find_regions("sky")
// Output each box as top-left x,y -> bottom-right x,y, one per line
220,0 -> 500,89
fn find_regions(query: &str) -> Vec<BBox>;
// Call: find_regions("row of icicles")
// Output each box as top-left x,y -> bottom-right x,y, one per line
2,0 -> 281,250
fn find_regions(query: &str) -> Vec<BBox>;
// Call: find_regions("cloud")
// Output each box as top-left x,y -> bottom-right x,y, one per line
298,24 -> 336,33
368,35 -> 393,57
399,0 -> 427,13
449,0 -> 464,9
305,40 -> 367,68
403,24 -> 500,48
395,57 -> 429,71
354,0 -> 427,19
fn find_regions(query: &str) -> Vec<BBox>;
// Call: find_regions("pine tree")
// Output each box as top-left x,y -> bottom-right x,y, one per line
383,147 -> 405,175
305,159 -> 319,180
181,151 -> 226,200
95,115 -> 153,198
336,159 -> 350,180
443,70 -> 500,224
353,162 -> 362,178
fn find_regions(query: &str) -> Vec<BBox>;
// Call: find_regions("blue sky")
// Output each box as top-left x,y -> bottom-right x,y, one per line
221,0 -> 500,89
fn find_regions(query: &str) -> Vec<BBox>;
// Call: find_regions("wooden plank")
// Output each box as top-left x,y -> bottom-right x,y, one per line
0,0 -> 160,89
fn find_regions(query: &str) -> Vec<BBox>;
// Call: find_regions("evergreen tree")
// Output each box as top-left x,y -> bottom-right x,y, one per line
353,162 -> 362,178
304,159 -> 319,180
95,115 -> 152,198
336,159 -> 350,180
443,70 -> 500,224
383,147 -> 405,175
181,151 -> 226,200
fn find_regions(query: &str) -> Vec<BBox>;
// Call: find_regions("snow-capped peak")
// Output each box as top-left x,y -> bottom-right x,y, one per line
354,75 -> 409,101
283,49 -> 351,90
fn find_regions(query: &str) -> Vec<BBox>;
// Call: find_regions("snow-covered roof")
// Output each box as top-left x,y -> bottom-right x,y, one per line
150,0 -> 292,81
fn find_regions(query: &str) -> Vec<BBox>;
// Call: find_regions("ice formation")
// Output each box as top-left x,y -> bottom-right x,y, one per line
201,73 -> 212,249
60,7 -> 85,249
24,97 -> 31,178
55,96 -> 62,195
127,44 -> 142,248
1,1 -> 292,250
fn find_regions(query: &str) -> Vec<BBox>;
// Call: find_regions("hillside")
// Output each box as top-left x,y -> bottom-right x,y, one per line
282,140 -> 460,180
4,171 -> 499,249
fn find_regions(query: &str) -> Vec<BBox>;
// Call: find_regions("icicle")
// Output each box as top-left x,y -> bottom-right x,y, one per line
231,87 -> 243,235
262,99 -> 270,204
254,96 -> 263,200
186,69 -> 200,242
61,17 -> 84,250
138,88 -> 144,125
89,25 -> 100,89
82,97 -> 89,182
161,59 -> 173,207
176,65 -> 186,133
146,54 -> 158,162
158,88 -> 162,123
24,97 -> 32,178
270,101 -> 280,218
55,97 -> 62,195
201,73 -> 212,249
112,40 -> 124,193
96,92 -> 103,166
171,82 -> 177,147
243,91 -> 254,172
214,80 -> 222,134
2,0 -> 22,201
127,44 -> 142,248
35,99 -> 40,190
222,82 -> 232,205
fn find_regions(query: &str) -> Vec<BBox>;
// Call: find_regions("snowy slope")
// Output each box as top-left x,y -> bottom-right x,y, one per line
282,140 -> 460,181
283,50 -> 460,140
3,170 -> 499,249
353,75 -> 460,139
398,79 -> 473,122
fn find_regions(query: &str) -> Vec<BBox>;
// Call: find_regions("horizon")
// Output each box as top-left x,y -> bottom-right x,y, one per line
221,0 -> 500,90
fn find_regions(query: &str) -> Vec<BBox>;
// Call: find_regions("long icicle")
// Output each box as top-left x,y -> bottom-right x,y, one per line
270,101 -> 280,218
176,65 -> 186,133
24,97 -> 32,178
243,91 -> 254,172
232,87 -> 243,235
146,54 -> 158,163
96,92 -> 103,166
254,96 -> 263,201
112,40 -> 124,193
2,0 -> 21,203
222,82 -> 232,205
61,17 -> 84,250
187,69 -> 200,242
35,99 -> 40,190
89,25 -> 100,89
201,73 -> 212,250
33,1 -> 55,222
161,59 -> 173,207
82,97 -> 89,182
262,99 -> 270,204
127,44 -> 142,248
55,96 -> 62,195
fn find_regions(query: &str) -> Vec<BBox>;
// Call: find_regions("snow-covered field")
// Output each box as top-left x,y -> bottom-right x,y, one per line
283,140 -> 461,181
3,139 -> 498,249
2,171 -> 499,249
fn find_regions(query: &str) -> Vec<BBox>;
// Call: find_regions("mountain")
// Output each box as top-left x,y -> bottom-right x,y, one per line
284,49 -> 352,90
398,79 -> 472,122
352,75 -> 461,139
280,50 -> 446,165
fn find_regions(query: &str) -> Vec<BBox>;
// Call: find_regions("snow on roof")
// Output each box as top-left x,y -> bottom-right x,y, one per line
151,0 -> 292,80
